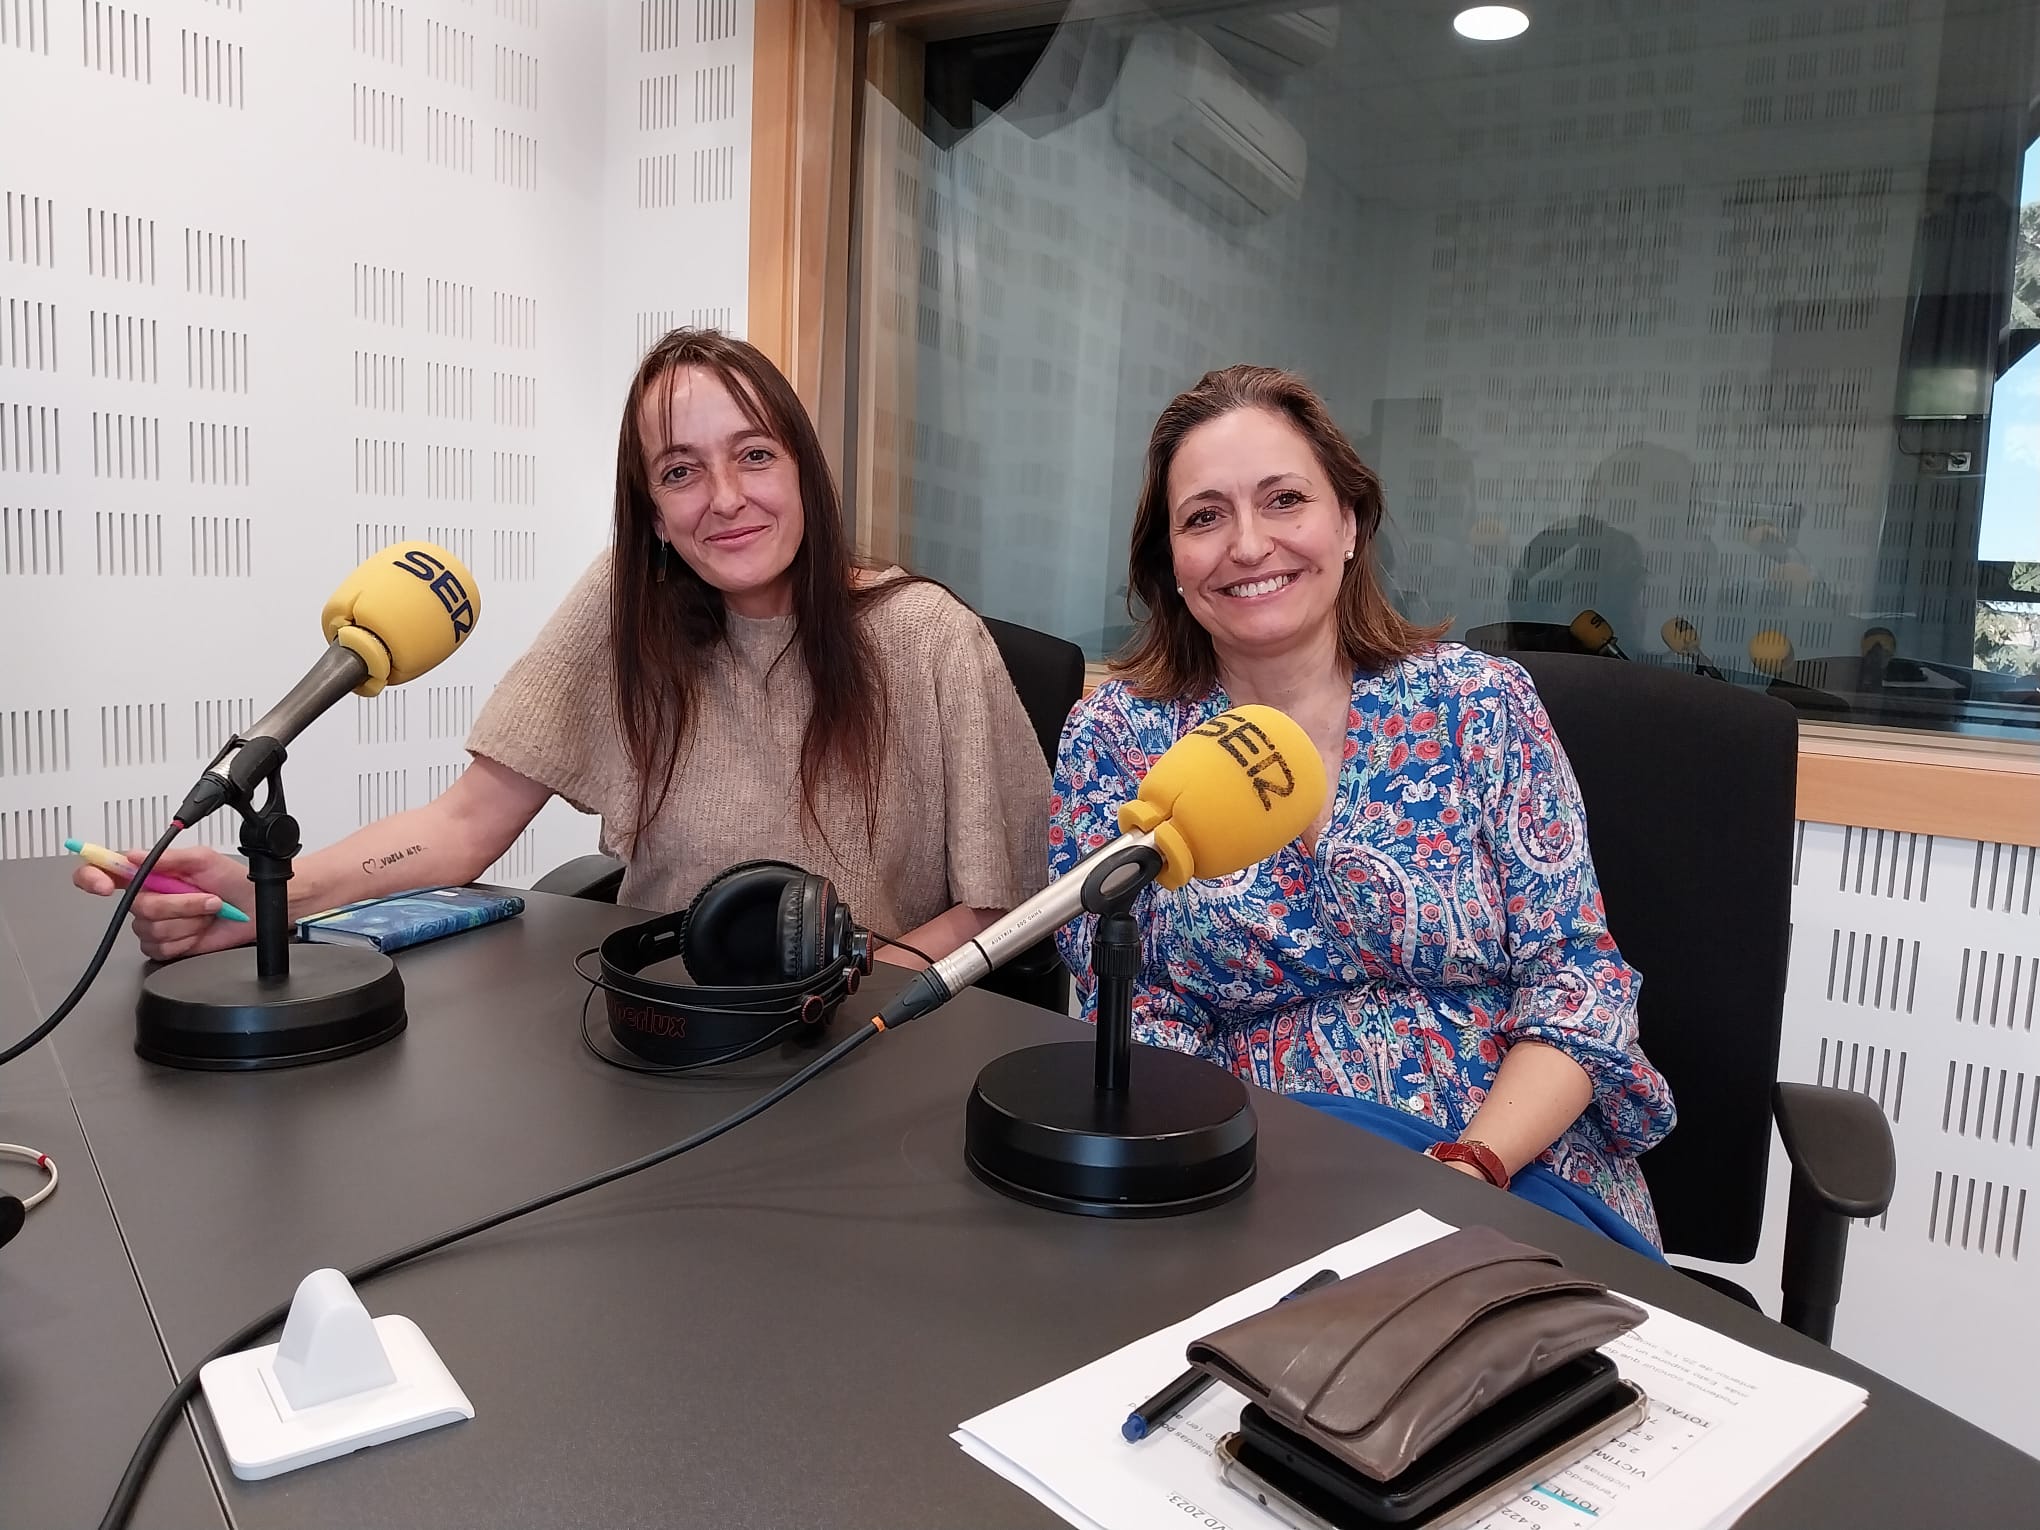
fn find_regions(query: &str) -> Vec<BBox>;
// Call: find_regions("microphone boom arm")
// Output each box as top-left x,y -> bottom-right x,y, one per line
175,641 -> 372,827
235,642 -> 371,789
927,830 -> 1161,1000
874,829 -> 1164,1033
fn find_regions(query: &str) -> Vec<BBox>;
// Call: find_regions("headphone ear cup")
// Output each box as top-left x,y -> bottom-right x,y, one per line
814,879 -> 850,973
827,899 -> 861,973
776,875 -> 836,981
685,862 -> 802,986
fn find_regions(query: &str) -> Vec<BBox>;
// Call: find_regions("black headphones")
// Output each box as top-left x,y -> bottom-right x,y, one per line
577,860 -> 873,1070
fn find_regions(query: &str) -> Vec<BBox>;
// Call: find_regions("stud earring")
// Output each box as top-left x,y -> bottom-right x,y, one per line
1344,548 -> 1355,562
1175,585 -> 1183,595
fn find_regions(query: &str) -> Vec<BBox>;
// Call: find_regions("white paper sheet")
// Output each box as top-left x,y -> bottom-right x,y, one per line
956,1212 -> 1865,1530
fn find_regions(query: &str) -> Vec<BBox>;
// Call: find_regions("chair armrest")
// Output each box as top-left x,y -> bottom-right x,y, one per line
1773,1081 -> 1896,1344
1774,1081 -> 1895,1218
531,854 -> 626,903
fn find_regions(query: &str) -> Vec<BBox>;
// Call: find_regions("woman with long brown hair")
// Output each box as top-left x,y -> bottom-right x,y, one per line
1050,364 -> 1675,1248
85,330 -> 1049,966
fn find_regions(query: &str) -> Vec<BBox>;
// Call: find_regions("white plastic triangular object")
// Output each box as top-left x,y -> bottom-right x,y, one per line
199,1268 -> 473,1480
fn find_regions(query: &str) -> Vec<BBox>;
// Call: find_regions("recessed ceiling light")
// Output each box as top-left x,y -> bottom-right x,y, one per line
1454,6 -> 1531,41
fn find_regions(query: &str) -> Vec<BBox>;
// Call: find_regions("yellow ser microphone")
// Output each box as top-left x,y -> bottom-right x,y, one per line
1570,609 -> 1628,659
1662,616 -> 1726,680
874,705 -> 1326,1028
1748,628 -> 1794,679
1115,704 -> 1326,888
320,541 -> 482,694
175,541 -> 483,825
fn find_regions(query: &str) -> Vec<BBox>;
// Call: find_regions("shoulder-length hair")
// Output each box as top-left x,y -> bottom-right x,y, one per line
611,328 -> 897,849
1114,364 -> 1444,699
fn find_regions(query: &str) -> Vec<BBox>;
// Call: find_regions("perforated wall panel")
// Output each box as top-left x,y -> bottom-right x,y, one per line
0,2 -> 753,896
1669,821 -> 2040,1457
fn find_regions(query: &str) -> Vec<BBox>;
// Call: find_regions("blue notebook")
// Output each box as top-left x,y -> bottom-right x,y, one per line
294,886 -> 526,954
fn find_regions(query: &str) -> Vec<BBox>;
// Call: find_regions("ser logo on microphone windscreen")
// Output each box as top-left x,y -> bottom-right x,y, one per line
1191,710 -> 1299,810
394,548 -> 476,641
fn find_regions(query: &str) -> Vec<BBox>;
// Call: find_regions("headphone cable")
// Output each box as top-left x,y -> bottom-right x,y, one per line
0,822 -> 184,1069
99,1015 -> 888,1530
872,933 -> 936,967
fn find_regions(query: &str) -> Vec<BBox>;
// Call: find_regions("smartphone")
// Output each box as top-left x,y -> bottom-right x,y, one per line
1217,1357 -> 1647,1530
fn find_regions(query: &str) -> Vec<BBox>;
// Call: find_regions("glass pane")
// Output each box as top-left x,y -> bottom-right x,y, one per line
853,0 -> 2040,739
1974,144 -> 2040,684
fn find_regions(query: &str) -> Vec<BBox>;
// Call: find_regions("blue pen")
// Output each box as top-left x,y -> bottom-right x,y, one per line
1122,1267 -> 1342,1442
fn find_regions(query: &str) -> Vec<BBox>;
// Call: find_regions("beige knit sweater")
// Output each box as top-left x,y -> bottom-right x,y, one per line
466,553 -> 1051,933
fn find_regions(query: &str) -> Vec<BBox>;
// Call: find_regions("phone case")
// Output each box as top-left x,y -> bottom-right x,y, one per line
1186,1227 -> 1646,1484
1239,1352 -> 1626,1524
294,886 -> 525,953
1218,1377 -> 1647,1530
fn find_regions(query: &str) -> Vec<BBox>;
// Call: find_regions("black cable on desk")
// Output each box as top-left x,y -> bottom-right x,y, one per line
99,1015 -> 889,1530
0,822 -> 183,1068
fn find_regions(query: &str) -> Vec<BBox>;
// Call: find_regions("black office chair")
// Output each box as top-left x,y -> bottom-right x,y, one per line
534,614 -> 1086,1015
971,617 -> 1086,1011
1463,620 -> 1590,656
1509,651 -> 1895,1344
980,616 -> 1087,768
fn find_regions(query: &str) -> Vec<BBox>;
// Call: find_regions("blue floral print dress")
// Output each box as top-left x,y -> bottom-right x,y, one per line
1050,644 -> 1676,1245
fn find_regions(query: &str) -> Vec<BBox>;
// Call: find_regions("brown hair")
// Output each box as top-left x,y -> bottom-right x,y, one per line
610,328 -> 904,850
1114,364 -> 1444,699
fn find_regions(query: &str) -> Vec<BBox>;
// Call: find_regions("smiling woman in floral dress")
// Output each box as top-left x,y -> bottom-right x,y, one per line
1050,364 -> 1675,1247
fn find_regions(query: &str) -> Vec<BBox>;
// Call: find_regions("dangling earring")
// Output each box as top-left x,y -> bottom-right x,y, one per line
656,537 -> 669,583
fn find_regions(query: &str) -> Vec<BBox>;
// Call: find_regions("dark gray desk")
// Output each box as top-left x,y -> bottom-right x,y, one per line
0,909 -> 225,1530
5,861 -> 2037,1529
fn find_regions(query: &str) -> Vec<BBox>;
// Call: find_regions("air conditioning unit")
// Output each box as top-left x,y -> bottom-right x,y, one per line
1200,5 -> 1341,76
1113,28 -> 1307,224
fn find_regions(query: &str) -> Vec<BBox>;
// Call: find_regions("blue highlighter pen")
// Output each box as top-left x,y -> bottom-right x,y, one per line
66,839 -> 250,922
1122,1267 -> 1341,1443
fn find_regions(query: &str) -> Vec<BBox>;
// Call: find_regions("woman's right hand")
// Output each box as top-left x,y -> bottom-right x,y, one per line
72,846 -> 259,962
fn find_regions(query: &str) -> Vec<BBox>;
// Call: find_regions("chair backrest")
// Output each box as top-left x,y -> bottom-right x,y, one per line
1507,652 -> 1798,1264
1464,620 -> 1590,656
981,616 -> 1087,768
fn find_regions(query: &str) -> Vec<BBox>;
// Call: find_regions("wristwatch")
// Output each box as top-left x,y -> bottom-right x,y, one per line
1425,1139 -> 1510,1190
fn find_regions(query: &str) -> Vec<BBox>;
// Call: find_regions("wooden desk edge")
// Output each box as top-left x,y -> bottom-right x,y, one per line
1795,744 -> 2037,846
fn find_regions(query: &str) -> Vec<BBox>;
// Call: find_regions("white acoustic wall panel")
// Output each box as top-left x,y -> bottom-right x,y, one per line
606,0 -> 750,371
1680,821 -> 2040,1456
0,2 -> 755,899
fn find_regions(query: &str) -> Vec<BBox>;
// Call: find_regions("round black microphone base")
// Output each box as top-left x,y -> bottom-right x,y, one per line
964,1041 -> 1256,1218
135,945 -> 407,1071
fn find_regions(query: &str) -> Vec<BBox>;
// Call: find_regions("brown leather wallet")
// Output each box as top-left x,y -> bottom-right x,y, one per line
1186,1227 -> 1646,1482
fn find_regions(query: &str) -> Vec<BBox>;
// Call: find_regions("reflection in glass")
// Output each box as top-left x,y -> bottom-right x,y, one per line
852,0 -> 2040,738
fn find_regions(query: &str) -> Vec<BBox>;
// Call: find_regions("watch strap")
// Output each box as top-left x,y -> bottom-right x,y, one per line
1426,1139 -> 1510,1190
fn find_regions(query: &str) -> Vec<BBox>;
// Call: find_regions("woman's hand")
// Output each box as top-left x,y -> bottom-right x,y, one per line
72,759 -> 553,968
72,846 -> 258,962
